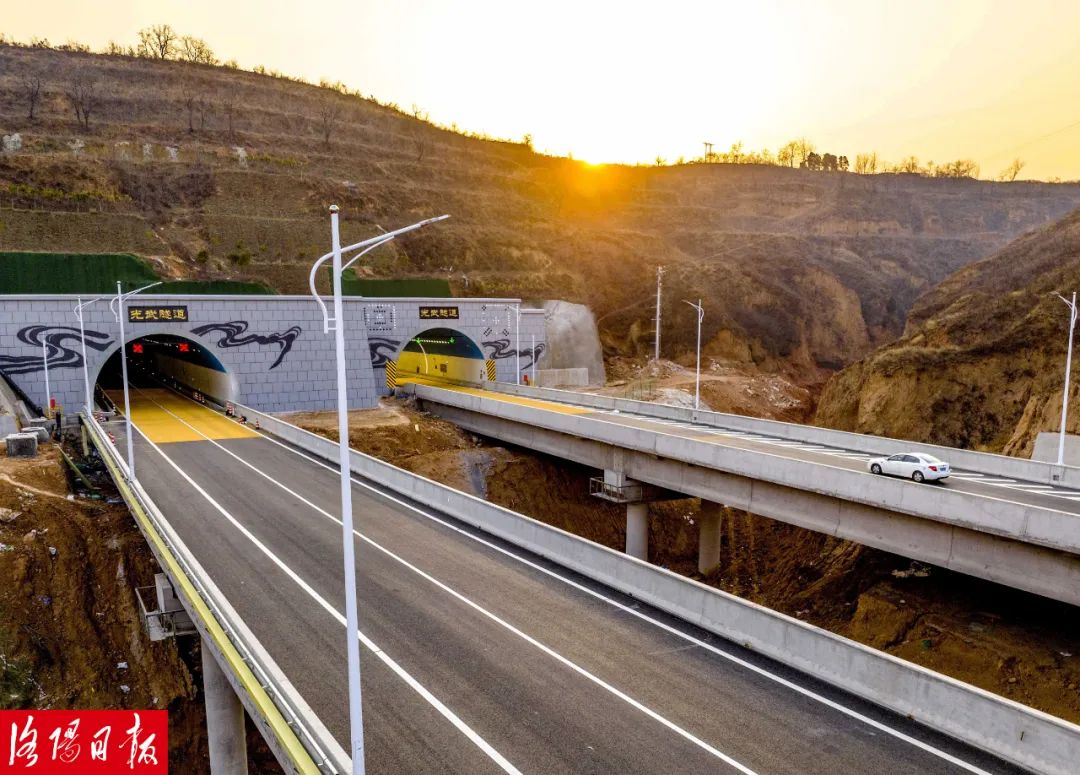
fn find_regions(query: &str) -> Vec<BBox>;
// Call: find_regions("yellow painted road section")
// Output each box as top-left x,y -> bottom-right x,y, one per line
108,388 -> 259,444
427,383 -> 595,416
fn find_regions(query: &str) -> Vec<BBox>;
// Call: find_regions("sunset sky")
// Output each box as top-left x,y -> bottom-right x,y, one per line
6,0 -> 1080,179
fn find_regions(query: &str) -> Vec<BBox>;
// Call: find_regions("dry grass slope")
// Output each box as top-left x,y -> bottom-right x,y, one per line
3,44 -> 1080,379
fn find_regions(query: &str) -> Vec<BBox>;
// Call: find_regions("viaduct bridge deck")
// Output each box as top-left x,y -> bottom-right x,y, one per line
405,382 -> 1080,607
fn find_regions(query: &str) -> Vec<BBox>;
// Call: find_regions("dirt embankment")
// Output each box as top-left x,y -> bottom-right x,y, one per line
814,205 -> 1080,454
0,440 -> 281,772
311,399 -> 1080,723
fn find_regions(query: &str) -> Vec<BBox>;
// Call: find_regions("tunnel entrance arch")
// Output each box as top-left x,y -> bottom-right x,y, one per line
94,333 -> 238,407
395,327 -> 486,385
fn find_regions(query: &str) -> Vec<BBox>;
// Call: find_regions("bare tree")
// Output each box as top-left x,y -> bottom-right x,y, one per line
777,140 -> 798,168
897,156 -> 921,174
222,96 -> 239,139
854,152 -> 879,174
319,102 -> 342,148
178,80 -> 200,132
999,158 -> 1025,182
793,137 -> 815,166
178,35 -> 218,65
138,24 -> 177,59
65,73 -> 96,130
935,159 -> 979,179
21,74 -> 42,120
412,132 -> 428,163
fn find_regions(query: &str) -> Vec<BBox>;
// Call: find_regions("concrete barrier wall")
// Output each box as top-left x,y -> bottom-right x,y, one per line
537,367 -> 589,387
480,381 -> 1080,488
411,384 -> 1080,557
241,401 -> 1080,775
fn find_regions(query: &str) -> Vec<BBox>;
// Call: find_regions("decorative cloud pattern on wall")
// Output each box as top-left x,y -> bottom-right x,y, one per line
191,321 -> 301,370
0,325 -> 113,375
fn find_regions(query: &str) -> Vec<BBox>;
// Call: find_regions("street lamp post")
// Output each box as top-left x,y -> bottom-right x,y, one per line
74,296 -> 104,414
1057,292 -> 1078,466
501,304 -> 521,385
111,281 -> 161,477
41,337 -> 51,419
683,299 -> 704,411
309,206 -> 448,775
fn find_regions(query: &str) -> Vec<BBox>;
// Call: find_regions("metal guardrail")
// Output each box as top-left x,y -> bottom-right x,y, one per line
82,412 -> 344,774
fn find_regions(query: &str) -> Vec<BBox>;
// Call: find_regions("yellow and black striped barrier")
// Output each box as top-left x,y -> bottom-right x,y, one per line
485,359 -> 497,382
385,360 -> 399,390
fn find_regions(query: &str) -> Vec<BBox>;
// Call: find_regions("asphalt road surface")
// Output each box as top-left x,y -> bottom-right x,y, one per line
112,386 -> 1027,774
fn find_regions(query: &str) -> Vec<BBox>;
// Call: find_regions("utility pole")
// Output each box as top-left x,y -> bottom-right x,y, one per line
654,266 -> 665,363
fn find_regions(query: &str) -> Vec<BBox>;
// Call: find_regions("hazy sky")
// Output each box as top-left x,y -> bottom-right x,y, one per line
7,0 -> 1080,179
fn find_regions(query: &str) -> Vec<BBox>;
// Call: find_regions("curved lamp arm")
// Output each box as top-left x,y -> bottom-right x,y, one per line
310,213 -> 450,333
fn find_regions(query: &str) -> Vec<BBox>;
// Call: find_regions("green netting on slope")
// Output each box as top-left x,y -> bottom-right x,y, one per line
334,271 -> 452,298
0,252 -> 158,293
0,252 -> 277,295
156,280 -> 276,295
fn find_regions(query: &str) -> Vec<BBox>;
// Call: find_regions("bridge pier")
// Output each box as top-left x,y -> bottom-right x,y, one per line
202,638 -> 248,775
698,501 -> 723,575
626,502 -> 650,561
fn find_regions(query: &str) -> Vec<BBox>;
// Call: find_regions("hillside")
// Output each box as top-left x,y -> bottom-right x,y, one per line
3,44 -> 1080,379
815,205 -> 1080,454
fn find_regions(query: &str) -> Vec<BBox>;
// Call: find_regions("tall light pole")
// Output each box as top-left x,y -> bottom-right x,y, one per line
1057,292 -> 1078,466
41,337 -> 51,419
111,281 -> 161,478
683,299 -> 704,411
500,304 -> 521,385
309,206 -> 448,775
74,296 -> 104,414
654,266 -> 665,363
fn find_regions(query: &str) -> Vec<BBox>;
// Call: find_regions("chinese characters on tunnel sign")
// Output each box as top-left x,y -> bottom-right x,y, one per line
128,306 -> 188,323
418,306 -> 458,320
2,710 -> 167,773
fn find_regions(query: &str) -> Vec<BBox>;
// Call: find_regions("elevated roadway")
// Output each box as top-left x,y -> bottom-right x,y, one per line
108,386 -> 1019,773
405,382 -> 1080,606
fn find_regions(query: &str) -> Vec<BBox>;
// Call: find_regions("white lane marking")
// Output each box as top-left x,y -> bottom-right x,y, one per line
226,414 -> 999,775
127,419 -> 522,774
971,478 -> 1019,484
1006,486 -> 1056,493
138,389 -> 759,774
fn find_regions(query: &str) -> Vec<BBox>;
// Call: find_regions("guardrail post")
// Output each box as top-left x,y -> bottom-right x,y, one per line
202,638 -> 249,775
698,501 -> 723,575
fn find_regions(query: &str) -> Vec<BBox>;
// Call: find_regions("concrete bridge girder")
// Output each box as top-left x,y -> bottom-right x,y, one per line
426,402 -> 1080,607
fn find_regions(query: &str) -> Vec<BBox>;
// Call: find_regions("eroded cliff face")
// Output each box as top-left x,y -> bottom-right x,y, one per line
815,206 -> 1080,454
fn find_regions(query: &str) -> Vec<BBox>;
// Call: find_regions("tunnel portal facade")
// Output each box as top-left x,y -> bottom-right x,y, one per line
0,295 -> 545,415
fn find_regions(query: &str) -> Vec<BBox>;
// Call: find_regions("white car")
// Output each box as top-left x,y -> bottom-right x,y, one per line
867,452 -> 950,482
